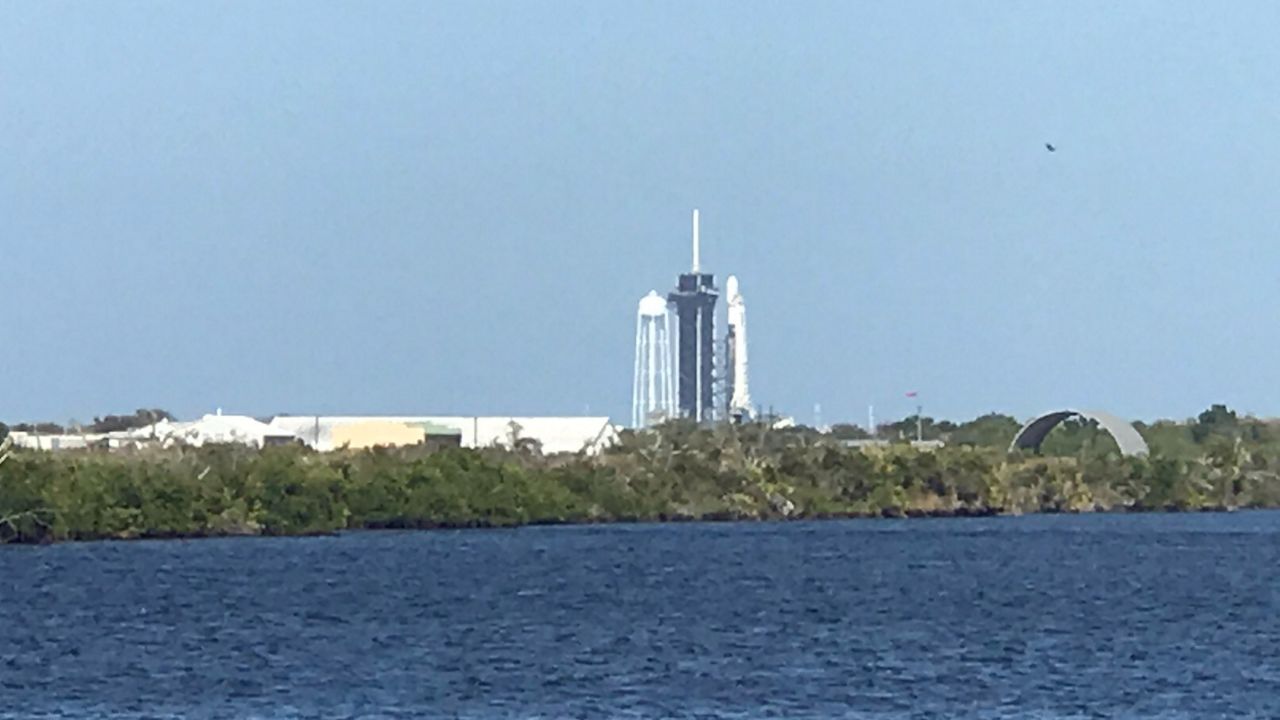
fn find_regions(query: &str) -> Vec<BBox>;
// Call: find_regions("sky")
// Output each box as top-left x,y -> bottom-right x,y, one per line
4,1 -> 1280,426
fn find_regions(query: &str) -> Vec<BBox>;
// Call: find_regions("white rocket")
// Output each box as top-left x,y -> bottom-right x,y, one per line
725,274 -> 752,417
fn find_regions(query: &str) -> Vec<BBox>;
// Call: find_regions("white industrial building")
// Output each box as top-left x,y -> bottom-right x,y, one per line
267,416 -> 618,455
7,412 -> 618,455
7,412 -> 299,450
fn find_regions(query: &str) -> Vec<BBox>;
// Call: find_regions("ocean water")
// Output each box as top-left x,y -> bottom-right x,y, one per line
2,513 -> 1279,719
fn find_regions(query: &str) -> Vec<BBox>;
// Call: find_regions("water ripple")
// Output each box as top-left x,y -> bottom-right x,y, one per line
2,513 -> 1280,717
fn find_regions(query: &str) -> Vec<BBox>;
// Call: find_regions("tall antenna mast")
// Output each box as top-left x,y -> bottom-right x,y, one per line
692,208 -> 700,273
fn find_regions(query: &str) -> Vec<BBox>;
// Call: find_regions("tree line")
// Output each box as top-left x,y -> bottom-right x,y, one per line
4,408 -> 174,437
1,404 -> 1278,544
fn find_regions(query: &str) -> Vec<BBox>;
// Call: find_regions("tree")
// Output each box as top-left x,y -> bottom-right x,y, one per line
1039,417 -> 1115,458
1141,457 -> 1201,510
12,422 -> 65,435
89,409 -> 175,434
950,414 -> 1022,449
828,423 -> 870,440
879,415 -> 948,442
1192,404 -> 1238,444
1203,436 -> 1248,508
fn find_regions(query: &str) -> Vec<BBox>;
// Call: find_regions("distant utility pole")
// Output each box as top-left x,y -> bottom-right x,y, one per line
906,391 -> 921,443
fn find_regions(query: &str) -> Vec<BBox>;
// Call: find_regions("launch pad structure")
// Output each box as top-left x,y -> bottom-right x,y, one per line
631,209 -> 753,428
668,210 -> 718,422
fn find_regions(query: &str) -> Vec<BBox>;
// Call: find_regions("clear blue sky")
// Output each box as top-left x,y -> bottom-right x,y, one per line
4,1 -> 1279,426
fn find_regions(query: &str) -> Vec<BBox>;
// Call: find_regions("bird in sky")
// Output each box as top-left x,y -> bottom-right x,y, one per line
1045,142 -> 1057,152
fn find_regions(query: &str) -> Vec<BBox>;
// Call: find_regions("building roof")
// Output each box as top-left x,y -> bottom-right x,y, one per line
88,414 -> 299,449
164,414 -> 298,447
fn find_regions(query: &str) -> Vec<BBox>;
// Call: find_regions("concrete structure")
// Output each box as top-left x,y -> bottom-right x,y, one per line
668,209 -> 717,421
1010,409 -> 1149,457
269,416 -> 618,455
632,291 -> 676,428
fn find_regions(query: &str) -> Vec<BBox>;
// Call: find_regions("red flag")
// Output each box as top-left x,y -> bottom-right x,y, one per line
905,391 -> 918,398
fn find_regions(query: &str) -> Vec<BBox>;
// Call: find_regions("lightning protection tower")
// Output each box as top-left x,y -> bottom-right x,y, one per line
668,209 -> 718,422
632,291 -> 676,428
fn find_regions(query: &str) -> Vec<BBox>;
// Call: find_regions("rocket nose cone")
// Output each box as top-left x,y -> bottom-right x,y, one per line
725,275 -> 739,298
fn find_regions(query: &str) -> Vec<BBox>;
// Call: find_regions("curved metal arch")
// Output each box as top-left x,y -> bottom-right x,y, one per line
1010,409 -> 1149,457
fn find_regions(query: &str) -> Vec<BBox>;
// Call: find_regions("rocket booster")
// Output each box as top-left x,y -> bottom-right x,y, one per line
725,275 -> 751,415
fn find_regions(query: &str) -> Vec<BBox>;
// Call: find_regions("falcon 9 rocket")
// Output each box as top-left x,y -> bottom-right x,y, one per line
724,275 -> 752,419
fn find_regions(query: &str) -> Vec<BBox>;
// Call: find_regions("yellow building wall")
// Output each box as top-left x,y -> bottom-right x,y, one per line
332,421 -> 425,450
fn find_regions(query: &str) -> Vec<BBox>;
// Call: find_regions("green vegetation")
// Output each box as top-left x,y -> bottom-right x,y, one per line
3,405 -> 1280,544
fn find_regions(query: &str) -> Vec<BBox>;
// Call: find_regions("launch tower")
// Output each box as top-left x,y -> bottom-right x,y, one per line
668,210 -> 718,422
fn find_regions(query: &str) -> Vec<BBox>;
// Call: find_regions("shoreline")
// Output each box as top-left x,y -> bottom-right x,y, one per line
0,503 -> 1250,547
1,423 -> 1267,546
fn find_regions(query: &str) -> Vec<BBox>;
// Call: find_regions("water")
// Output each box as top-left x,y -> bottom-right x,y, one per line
2,513 -> 1280,719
